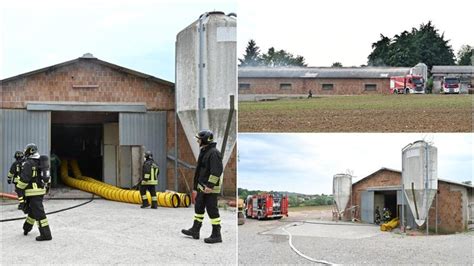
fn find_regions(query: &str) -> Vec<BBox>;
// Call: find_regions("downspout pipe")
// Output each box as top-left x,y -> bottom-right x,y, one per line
198,12 -> 209,131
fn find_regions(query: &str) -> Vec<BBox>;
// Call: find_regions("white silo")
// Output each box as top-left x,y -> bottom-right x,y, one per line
333,173 -> 352,219
402,140 -> 438,227
175,11 -> 237,167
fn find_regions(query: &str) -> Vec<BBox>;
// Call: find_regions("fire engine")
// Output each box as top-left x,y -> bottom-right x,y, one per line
390,75 -> 425,94
441,77 -> 460,94
245,193 -> 289,220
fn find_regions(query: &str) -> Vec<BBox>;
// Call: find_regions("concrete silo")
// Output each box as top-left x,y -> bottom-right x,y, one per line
333,173 -> 352,220
402,140 -> 438,229
175,11 -> 237,168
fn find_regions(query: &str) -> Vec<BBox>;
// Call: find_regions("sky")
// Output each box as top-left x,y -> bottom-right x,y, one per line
238,0 -> 474,67
238,133 -> 473,195
0,0 -> 236,82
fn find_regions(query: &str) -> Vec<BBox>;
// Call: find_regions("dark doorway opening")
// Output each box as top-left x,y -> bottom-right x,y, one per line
51,111 -> 118,187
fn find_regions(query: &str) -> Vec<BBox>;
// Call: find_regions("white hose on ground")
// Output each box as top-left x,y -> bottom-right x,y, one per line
281,223 -> 336,265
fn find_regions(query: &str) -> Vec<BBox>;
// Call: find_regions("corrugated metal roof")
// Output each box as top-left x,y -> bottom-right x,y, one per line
0,54 -> 174,87
431,65 -> 474,75
238,66 -> 411,79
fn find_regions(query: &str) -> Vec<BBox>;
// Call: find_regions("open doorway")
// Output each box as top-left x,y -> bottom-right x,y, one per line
51,111 -> 118,187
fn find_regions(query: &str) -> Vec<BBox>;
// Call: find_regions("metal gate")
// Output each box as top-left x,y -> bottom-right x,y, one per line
119,112 -> 167,191
361,191 -> 374,223
1,109 -> 51,193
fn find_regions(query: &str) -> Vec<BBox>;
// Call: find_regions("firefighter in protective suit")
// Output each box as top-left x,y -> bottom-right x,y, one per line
181,130 -> 224,244
140,151 -> 159,209
7,151 -> 25,210
15,143 -> 52,241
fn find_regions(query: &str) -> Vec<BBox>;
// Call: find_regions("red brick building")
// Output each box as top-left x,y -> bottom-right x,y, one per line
347,168 -> 473,233
0,54 -> 236,195
238,66 -> 411,96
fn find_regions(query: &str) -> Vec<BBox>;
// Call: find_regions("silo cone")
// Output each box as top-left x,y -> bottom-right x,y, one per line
402,141 -> 438,226
176,12 -> 237,170
333,174 -> 352,217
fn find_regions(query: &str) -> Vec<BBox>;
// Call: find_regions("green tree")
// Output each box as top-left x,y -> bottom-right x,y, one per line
457,45 -> 473,65
332,62 -> 343,67
368,21 -> 455,68
261,47 -> 307,67
239,39 -> 262,66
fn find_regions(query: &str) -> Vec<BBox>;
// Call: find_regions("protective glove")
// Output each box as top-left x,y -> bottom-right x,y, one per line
18,202 -> 25,211
7,179 -> 12,184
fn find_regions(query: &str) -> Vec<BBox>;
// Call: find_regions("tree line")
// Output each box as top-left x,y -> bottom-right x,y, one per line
240,21 -> 472,68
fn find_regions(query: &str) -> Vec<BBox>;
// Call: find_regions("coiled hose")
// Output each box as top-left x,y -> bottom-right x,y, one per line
61,159 -> 191,208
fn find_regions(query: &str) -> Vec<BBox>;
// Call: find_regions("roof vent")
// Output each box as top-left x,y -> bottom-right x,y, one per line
80,53 -> 96,59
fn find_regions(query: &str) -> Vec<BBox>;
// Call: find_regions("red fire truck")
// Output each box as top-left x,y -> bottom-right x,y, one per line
441,77 -> 460,94
390,75 -> 425,94
245,193 -> 289,220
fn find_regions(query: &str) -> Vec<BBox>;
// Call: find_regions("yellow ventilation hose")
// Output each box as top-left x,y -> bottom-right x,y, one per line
60,159 -> 190,208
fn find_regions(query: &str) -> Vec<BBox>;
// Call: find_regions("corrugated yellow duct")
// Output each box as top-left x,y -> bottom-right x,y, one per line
60,159 -> 190,208
381,217 -> 400,231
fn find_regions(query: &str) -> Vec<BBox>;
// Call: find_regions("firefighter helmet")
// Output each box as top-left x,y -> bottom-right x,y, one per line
145,151 -> 153,160
195,130 -> 214,145
24,143 -> 38,157
14,151 -> 24,160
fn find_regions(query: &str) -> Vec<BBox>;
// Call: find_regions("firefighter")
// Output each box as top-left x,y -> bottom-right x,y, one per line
7,151 -> 25,210
140,151 -> 159,209
15,143 -> 52,241
181,130 -> 224,244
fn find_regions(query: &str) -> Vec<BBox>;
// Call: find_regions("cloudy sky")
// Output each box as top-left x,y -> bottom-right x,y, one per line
238,0 -> 474,67
0,0 -> 236,81
238,133 -> 473,195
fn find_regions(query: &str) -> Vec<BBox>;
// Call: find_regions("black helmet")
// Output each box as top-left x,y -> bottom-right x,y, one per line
24,143 -> 38,157
14,151 -> 24,160
145,151 -> 153,160
195,130 -> 214,145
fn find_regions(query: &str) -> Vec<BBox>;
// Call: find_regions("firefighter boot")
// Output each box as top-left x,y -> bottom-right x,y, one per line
36,225 -> 52,241
151,200 -> 158,209
141,199 -> 150,208
181,220 -> 202,239
204,225 -> 222,244
23,222 -> 33,236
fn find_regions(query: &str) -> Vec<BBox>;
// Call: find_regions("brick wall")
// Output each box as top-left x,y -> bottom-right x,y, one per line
1,59 -> 236,195
238,78 -> 391,95
349,169 -> 467,233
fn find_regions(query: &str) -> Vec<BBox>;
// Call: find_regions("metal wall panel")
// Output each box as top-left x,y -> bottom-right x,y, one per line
361,191 -> 374,223
1,109 -> 50,193
119,112 -> 167,191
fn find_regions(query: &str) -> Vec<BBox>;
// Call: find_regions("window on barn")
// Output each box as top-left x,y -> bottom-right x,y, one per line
280,83 -> 292,90
322,84 -> 334,90
239,83 -> 251,90
364,84 -> 377,91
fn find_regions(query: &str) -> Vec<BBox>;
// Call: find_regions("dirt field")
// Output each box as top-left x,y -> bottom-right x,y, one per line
239,95 -> 473,132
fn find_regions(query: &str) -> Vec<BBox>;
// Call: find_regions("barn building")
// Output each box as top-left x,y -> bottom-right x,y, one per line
238,66 -> 411,97
0,54 -> 236,196
431,65 -> 474,93
347,168 -> 473,233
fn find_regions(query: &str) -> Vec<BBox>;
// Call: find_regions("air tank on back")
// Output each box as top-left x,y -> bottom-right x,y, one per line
402,140 -> 437,226
176,11 -> 237,167
333,173 -> 352,217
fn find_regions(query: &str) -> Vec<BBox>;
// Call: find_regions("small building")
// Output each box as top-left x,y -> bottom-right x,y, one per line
431,65 -> 474,93
348,168 -> 473,233
0,54 -> 236,195
238,66 -> 411,97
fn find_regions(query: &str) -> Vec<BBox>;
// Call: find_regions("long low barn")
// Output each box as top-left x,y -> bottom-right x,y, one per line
238,66 -> 411,96
431,65 -> 474,93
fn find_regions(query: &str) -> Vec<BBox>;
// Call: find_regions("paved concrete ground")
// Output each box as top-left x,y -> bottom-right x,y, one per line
1,196 -> 237,264
239,217 -> 473,265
